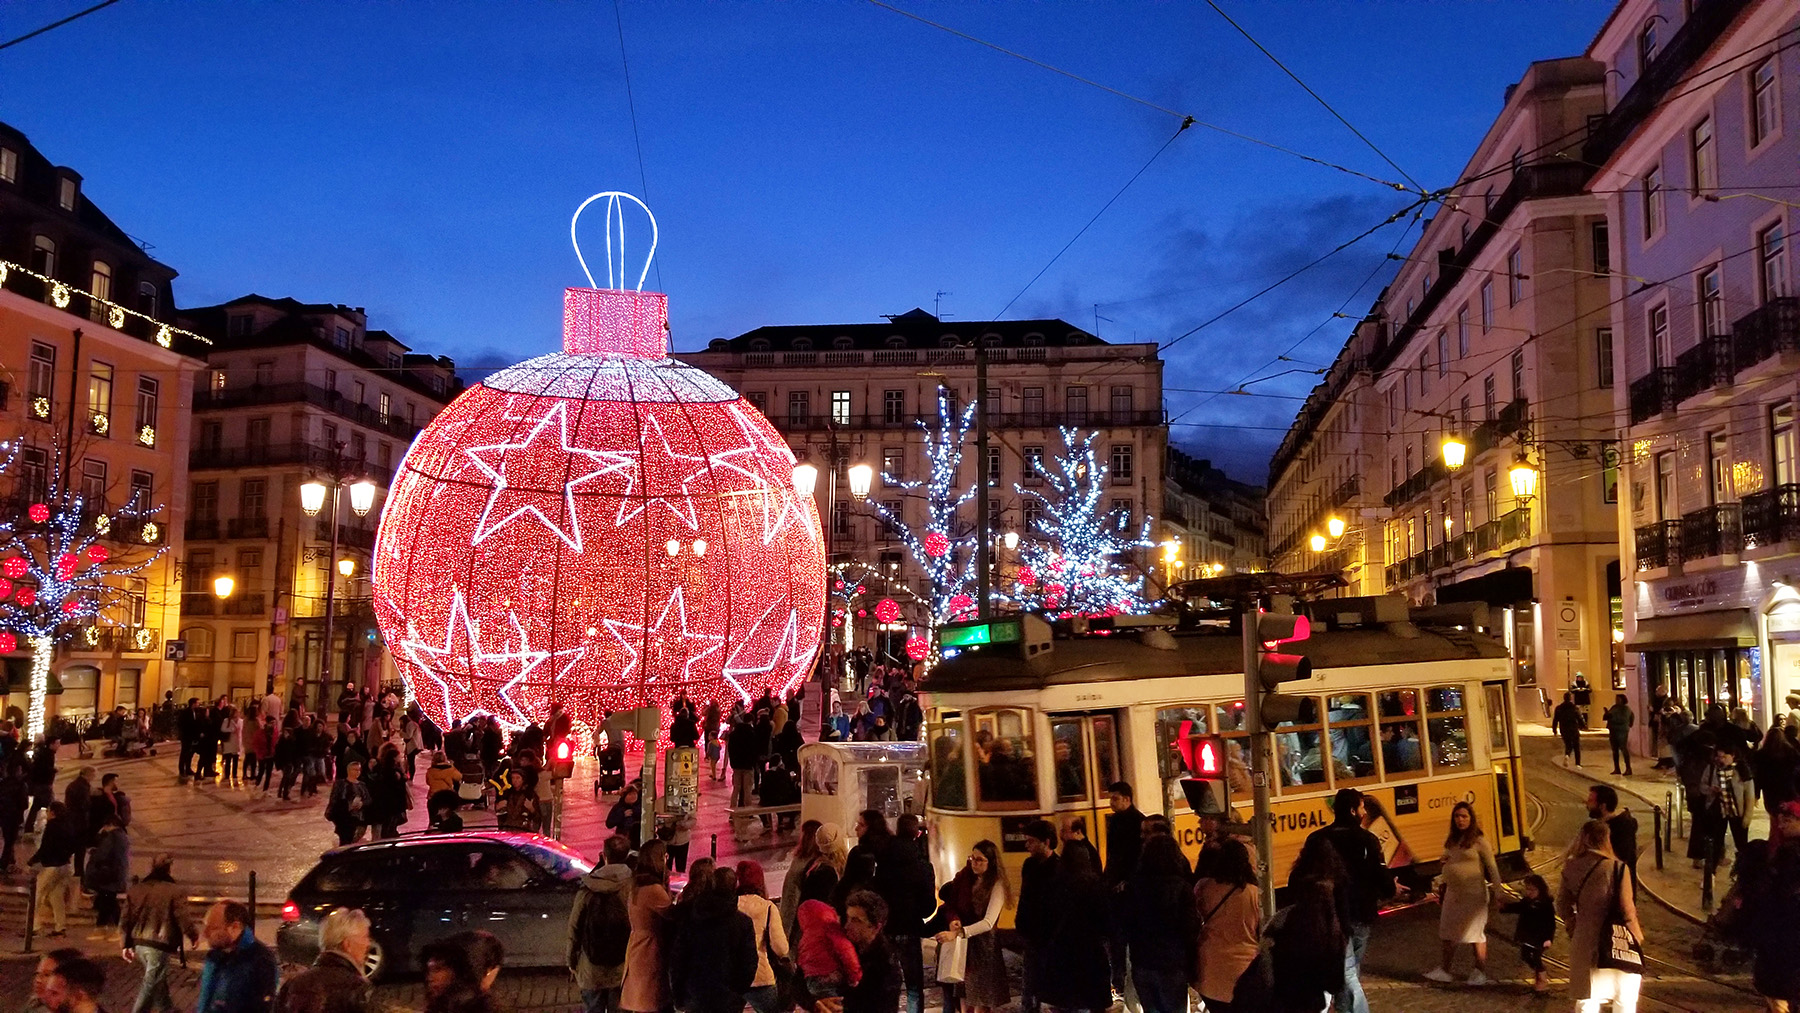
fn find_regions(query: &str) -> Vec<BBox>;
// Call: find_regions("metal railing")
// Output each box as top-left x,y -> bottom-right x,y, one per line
1635,519 -> 1682,570
1678,503 -> 1742,561
1627,367 -> 1678,425
194,382 -> 423,441
1742,484 -> 1800,548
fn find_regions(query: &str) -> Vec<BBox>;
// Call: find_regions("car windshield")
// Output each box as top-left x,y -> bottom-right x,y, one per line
523,840 -> 593,880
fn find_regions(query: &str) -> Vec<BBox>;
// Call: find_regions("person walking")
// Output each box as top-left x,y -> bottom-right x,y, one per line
670,867 -> 758,1013
1014,821 -> 1059,1013
932,840 -> 1009,1013
1755,726 -> 1800,818
1741,802 -> 1800,1010
219,706 -> 243,788
120,853 -> 199,1013
0,760 -> 29,872
197,901 -> 280,1013
1554,692 -> 1585,767
734,861 -> 791,1013
1586,785 -> 1640,884
603,783 -> 640,843
40,953 -> 107,1013
621,844 -> 674,1013
780,820 -> 823,942
91,772 -> 132,831
326,760 -> 370,845
570,836 -> 635,1013
874,814 -> 934,1013
1194,838 -> 1262,1013
1605,695 -> 1636,775
1124,834 -> 1194,1013
274,907 -> 373,1013
28,802 -> 77,937
842,890 -> 903,1013
799,822 -> 849,915
1304,788 -> 1394,1013
1424,801 -> 1502,985
1558,820 -> 1644,1013
82,816 -> 130,939
62,764 -> 94,878
362,746 -> 410,840
1271,880 -> 1345,1013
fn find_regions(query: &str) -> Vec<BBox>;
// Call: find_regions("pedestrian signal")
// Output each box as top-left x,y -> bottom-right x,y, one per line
551,737 -> 574,778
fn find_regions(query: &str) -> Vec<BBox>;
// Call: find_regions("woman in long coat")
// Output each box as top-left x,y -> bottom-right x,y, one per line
1194,838 -> 1261,1011
622,845 -> 674,1013
1558,819 -> 1644,1012
1425,800 -> 1502,984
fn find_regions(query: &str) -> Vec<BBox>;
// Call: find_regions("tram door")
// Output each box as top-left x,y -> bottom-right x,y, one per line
1483,681 -> 1525,855
1047,712 -> 1123,868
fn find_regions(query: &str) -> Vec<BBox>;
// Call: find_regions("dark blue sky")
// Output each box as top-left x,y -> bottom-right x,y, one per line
4,0 -> 1606,480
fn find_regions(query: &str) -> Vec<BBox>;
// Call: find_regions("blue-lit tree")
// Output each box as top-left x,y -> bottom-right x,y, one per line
866,389 -> 980,643
1013,428 -> 1153,616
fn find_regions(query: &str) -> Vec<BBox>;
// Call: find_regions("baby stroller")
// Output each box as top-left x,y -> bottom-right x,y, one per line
454,754 -> 489,809
593,741 -> 625,799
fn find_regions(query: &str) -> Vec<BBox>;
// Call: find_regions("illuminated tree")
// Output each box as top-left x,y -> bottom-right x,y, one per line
867,389 -> 980,641
0,438 -> 169,740
1012,428 -> 1153,616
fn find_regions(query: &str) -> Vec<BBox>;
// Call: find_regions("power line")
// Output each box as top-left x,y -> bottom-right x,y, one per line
1201,0 -> 1423,193
0,0 -> 125,52
611,0 -> 663,293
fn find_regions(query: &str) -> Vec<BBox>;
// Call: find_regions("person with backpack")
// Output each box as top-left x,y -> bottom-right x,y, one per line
569,835 -> 635,1013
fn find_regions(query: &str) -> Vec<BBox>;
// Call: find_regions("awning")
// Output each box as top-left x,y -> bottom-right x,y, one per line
1436,566 -> 1535,607
1627,609 -> 1758,651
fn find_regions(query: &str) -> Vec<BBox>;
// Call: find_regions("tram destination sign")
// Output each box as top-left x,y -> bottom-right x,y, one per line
940,618 -> 1022,649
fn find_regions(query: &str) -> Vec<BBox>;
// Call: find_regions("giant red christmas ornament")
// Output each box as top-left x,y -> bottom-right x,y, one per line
373,194 -> 826,738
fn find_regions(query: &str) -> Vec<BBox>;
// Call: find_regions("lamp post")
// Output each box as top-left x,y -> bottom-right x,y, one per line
301,460 -> 376,710
1442,435 -> 1468,470
213,575 -> 235,601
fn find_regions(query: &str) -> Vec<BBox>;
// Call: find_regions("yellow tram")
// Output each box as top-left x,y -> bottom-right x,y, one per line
919,600 -> 1528,922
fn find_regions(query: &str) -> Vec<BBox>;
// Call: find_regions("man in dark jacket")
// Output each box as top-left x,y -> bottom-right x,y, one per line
177,700 -> 202,782
568,836 -> 634,1013
869,814 -> 934,1013
1102,782 -> 1145,997
726,714 -> 760,810
29,802 -> 78,937
197,901 -> 279,1013
61,765 -> 94,878
1553,692 -> 1584,767
1304,788 -> 1394,1013
1015,820 -> 1060,1013
274,908 -> 372,1013
1587,784 -> 1640,883
843,890 -> 902,1013
668,870 -> 756,1013
121,853 -> 199,1013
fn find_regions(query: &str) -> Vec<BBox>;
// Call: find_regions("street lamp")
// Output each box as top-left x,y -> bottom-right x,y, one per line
337,558 -> 356,578
1002,530 -> 1019,550
1309,533 -> 1328,553
301,455 -> 379,707
791,463 -> 819,497
1442,435 -> 1468,470
1326,516 -> 1346,540
1509,454 -> 1539,501
847,463 -> 873,501
213,575 -> 234,599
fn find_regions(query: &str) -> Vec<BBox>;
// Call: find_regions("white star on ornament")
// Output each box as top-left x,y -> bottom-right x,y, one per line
465,400 -> 635,553
603,586 -> 724,689
492,614 -> 588,728
725,404 -> 810,545
614,413 -> 711,531
724,601 -> 812,702
399,589 -> 549,725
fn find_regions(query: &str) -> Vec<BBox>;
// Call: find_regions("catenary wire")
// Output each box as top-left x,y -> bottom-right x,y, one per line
0,0 -> 125,52
611,0 -> 663,295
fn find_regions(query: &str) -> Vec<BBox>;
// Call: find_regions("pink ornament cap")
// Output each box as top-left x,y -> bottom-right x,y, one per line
563,287 -> 669,358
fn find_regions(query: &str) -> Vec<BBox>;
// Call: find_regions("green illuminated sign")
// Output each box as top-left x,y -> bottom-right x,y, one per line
940,618 -> 1022,649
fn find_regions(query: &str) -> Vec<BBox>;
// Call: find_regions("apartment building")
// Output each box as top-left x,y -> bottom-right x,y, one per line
1270,58 -> 1622,695
0,121 -> 207,721
178,296 -> 461,711
677,308 -> 1165,654
1592,0 -> 1800,728
1163,448 -> 1267,581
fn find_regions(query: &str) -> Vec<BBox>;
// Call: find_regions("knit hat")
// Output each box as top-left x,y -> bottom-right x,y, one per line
814,821 -> 849,867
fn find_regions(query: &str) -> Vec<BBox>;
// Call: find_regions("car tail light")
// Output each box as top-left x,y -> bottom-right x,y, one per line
281,902 -> 300,923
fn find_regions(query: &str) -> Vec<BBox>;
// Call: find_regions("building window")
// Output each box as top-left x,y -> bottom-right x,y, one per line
233,631 -> 258,660
1656,451 -> 1678,521
1484,469 -> 1497,520
1695,266 -> 1724,338
0,147 -> 15,183
1459,395 -> 1471,429
350,432 -> 366,461
1592,221 -> 1610,275
1024,500 -> 1042,534
87,362 -> 113,437
80,459 -> 106,506
1638,18 -> 1658,72
246,417 -> 271,454
1022,386 -> 1044,419
135,377 -> 158,446
879,500 -> 902,537
28,342 -> 55,418
1689,116 -> 1716,194
333,326 -> 350,349
1510,350 -> 1525,401
1649,303 -> 1671,368
1417,352 -> 1429,396
129,470 -> 152,509
745,391 -> 766,413
229,315 -> 253,338
1456,309 -> 1469,357
986,446 -> 1001,486
1507,247 -> 1524,306
378,391 -> 391,422
192,481 -> 219,522
1483,376 -> 1496,419
829,390 -> 851,426
257,360 -> 276,386
32,235 -> 55,277
1751,58 -> 1779,148
1110,499 -> 1133,529
1023,445 -> 1045,482
833,502 -> 851,536
1709,432 -> 1731,504
1110,444 -> 1134,482
1110,385 -> 1134,419
239,478 -> 267,520
1421,275 -> 1431,301
1759,222 -> 1788,303
89,262 -> 112,321
58,176 -> 77,211
1388,388 -> 1399,427
1775,402 -> 1797,487
1596,328 -> 1614,388
787,390 -> 810,426
881,447 -> 904,484
1066,386 -> 1089,422
377,442 -> 392,473
883,390 -> 905,424
1642,166 -> 1665,239
20,447 -> 47,501
1480,281 -> 1493,331
1436,332 -> 1448,374
138,281 -> 158,318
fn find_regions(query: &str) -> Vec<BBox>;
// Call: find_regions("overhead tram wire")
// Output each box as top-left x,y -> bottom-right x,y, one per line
611,0 -> 663,294
862,0 -> 1417,196
0,0 -> 125,52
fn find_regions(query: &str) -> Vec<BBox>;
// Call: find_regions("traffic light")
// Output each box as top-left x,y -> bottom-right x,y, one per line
1254,610 -> 1314,729
550,737 -> 575,779
1179,732 -> 1230,815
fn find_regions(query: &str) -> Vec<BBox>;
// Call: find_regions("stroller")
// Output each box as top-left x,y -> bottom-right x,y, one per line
593,741 -> 625,798
454,754 -> 489,809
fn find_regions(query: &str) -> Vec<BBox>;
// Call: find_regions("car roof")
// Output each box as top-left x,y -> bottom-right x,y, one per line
320,830 -> 579,860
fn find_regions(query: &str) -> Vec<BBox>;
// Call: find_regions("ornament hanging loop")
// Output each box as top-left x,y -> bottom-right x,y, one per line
571,192 -> 659,292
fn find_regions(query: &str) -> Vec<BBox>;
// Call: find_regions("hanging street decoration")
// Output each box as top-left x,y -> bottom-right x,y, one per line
372,193 -> 827,743
1012,428 -> 1154,618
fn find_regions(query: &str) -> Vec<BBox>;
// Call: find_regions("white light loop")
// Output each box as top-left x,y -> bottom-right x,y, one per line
570,191 -> 658,292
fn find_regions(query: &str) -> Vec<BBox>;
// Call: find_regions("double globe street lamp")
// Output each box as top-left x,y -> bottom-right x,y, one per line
300,475 -> 376,705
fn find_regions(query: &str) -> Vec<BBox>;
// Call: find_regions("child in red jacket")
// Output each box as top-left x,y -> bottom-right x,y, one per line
796,899 -> 861,997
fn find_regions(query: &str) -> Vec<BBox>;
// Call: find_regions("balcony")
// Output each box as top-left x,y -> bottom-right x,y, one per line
1731,297 -> 1800,376
222,593 -> 267,616
190,442 -> 344,472
73,626 -> 161,654
185,518 -> 220,541
1499,506 -> 1531,545
1627,368 -> 1678,426
316,521 -> 378,551
1384,461 -> 1445,508
1470,399 -> 1530,456
181,592 -> 216,616
1584,0 -> 1754,167
1636,520 -> 1682,571
1743,485 -> 1800,549
1678,504 -> 1742,562
774,409 -> 1167,433
1671,335 -> 1735,405
193,382 -> 424,441
227,516 -> 270,539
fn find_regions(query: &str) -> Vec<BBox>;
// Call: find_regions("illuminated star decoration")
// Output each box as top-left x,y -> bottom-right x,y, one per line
465,400 -> 634,553
723,404 -> 808,545
401,588 -> 553,725
724,602 -> 809,700
604,586 -> 726,691
492,614 -> 588,727
614,412 -> 710,531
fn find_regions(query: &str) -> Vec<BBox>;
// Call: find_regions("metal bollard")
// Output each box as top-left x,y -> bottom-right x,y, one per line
1652,805 -> 1664,871
1702,858 -> 1715,912
710,834 -> 718,861
23,884 -> 36,954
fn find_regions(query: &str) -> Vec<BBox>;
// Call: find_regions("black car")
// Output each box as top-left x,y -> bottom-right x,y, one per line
276,831 -> 592,980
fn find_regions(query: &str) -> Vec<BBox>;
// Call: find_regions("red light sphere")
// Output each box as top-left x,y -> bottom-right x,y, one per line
27,503 -> 48,524
85,546 -> 109,564
905,635 -> 929,661
0,632 -> 13,653
373,283 -> 827,740
923,532 -> 950,558
15,586 -> 34,608
1017,566 -> 1036,586
2,558 -> 25,580
55,553 -> 79,580
60,600 -> 78,615
874,598 -> 901,624
0,578 -> 10,600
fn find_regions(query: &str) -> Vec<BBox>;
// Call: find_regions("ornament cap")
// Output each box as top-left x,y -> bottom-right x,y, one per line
563,287 -> 670,358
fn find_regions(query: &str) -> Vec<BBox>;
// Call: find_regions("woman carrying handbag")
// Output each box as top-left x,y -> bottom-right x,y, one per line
1558,820 -> 1645,1013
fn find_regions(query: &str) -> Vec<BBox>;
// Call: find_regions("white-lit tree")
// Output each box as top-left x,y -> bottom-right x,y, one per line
0,438 -> 169,740
1012,428 -> 1154,616
866,389 -> 980,645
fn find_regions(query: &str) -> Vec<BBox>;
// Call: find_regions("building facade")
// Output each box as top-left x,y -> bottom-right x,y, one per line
677,308 -> 1165,659
1593,0 -> 1800,730
0,121 -> 208,722
1162,448 -> 1267,582
1270,58 -> 1623,697
177,296 -> 460,711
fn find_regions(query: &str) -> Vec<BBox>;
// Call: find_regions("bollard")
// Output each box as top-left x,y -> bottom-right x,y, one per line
1702,858 -> 1715,912
248,871 -> 257,931
23,884 -> 36,954
710,833 -> 718,861
1652,805 -> 1664,871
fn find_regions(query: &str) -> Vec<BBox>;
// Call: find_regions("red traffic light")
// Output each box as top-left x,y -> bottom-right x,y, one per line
1196,737 -> 1221,777
1259,611 -> 1311,649
555,739 -> 572,761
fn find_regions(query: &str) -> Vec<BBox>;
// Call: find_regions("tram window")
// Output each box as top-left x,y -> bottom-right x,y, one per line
1426,685 -> 1473,772
1091,715 -> 1120,792
972,707 -> 1038,809
1155,706 -> 1209,811
1326,694 -> 1378,784
1377,690 -> 1425,776
1484,685 -> 1509,755
1051,718 -> 1089,803
931,718 -> 969,811
1215,701 -> 1248,732
1272,697 -> 1327,789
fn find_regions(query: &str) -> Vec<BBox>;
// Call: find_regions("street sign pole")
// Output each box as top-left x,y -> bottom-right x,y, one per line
1242,607 -> 1276,920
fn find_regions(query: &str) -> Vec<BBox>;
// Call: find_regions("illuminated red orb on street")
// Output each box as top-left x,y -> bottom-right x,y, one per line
372,194 -> 826,739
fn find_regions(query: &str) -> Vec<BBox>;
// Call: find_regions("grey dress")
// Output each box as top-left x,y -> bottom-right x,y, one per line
1436,837 -> 1500,943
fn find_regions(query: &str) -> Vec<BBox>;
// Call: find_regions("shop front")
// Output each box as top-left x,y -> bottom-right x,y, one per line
1630,564 -> 1792,728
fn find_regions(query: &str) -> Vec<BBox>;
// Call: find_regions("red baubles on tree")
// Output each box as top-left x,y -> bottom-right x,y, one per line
372,195 -> 826,740
0,632 -> 13,653
26,504 -> 48,524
